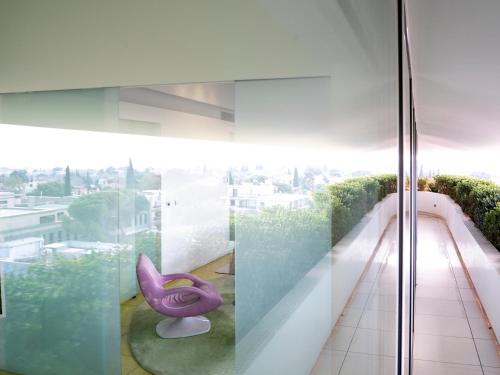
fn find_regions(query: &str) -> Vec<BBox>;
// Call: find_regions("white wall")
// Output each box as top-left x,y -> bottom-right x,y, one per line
418,192 -> 500,337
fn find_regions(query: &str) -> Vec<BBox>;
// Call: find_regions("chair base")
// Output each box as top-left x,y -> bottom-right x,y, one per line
156,316 -> 211,339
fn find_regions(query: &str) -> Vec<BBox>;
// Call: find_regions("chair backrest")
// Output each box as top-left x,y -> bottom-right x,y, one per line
136,253 -> 165,311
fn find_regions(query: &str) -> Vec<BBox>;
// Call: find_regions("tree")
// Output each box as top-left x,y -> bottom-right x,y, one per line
293,168 -> 300,188
126,158 -> 136,189
85,171 -> 92,189
64,166 -> 72,196
275,182 -> 292,193
228,170 -> 234,185
0,171 -> 28,192
137,172 -> 161,190
28,182 -> 65,197
64,189 -> 150,242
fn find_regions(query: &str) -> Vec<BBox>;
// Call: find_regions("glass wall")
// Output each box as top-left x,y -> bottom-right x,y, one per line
0,1 -> 403,374
0,90 -> 122,375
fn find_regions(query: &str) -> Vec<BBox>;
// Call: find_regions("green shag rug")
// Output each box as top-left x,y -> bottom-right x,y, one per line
129,276 -> 235,375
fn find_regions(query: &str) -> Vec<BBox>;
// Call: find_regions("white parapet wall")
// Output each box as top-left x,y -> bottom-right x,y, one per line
238,193 -> 397,375
418,191 -> 500,337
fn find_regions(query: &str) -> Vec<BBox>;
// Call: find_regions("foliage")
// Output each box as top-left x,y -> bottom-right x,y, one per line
428,180 -> 438,193
28,182 -> 65,197
274,182 -> 292,193
64,189 -> 150,242
292,167 -> 300,188
417,177 -> 428,191
246,175 -> 267,185
126,158 -> 136,189
434,175 -> 500,251
1,251 -> 120,375
137,172 -> 161,190
0,171 -> 28,192
134,231 -> 161,270
316,175 -> 397,246
64,166 -> 72,196
372,174 -> 398,201
484,203 -> 500,249
236,205 -> 330,337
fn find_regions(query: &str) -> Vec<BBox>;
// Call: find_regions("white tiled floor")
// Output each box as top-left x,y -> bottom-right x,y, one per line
310,215 -> 499,375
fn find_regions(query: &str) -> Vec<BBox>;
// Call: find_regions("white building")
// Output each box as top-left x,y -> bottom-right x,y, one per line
228,183 -> 311,211
0,204 -> 70,244
0,237 -> 44,261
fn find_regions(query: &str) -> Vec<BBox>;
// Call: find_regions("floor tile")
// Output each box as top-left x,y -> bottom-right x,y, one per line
347,292 -> 370,309
339,353 -> 394,375
358,310 -> 397,332
415,297 -> 466,317
455,275 -> 471,289
310,350 -> 346,375
475,338 -> 500,367
366,294 -> 397,312
356,281 -> 375,294
468,317 -> 494,340
338,307 -> 363,328
325,326 -> 356,351
414,333 -> 480,365
458,288 -> 476,302
349,328 -> 395,356
414,314 -> 471,338
121,336 -> 133,356
463,300 -> 483,318
128,368 -> 151,375
484,367 -> 500,374
413,359 -> 482,375
121,355 -> 139,374
415,286 -> 461,301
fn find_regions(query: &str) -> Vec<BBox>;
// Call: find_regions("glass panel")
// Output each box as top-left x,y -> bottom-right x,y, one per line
0,89 -> 122,375
0,2 -> 401,374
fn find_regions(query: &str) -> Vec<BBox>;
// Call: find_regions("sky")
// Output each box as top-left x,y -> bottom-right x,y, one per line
0,123 -> 396,174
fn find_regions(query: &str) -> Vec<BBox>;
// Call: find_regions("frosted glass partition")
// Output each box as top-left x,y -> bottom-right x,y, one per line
161,168 -> 229,274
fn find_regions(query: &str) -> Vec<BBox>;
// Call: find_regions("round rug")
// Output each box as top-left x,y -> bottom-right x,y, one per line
129,276 -> 235,375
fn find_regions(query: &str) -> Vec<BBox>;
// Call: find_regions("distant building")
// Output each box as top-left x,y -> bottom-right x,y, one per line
0,204 -> 70,244
228,183 -> 311,211
0,193 -> 16,208
142,190 -> 161,230
0,237 -> 44,261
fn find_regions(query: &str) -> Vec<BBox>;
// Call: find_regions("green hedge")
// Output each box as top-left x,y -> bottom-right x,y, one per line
315,174 -> 397,246
236,174 -> 397,337
434,175 -> 500,250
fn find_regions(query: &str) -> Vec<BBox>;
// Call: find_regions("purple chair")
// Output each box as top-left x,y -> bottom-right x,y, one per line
136,253 -> 223,338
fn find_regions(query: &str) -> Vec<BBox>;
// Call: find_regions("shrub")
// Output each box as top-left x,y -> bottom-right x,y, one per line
236,206 -> 330,337
484,203 -> 500,249
428,180 -> 438,192
417,177 -> 428,191
316,174 -> 397,246
434,175 -> 500,251
373,174 -> 398,201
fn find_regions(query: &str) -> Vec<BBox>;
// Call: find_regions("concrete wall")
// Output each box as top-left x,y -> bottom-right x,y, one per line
418,191 -> 500,337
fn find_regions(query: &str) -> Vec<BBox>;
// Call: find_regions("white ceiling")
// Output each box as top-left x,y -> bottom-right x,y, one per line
407,0 -> 500,150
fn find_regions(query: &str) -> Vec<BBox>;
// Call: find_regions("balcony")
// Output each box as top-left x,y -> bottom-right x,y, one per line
311,213 -> 499,374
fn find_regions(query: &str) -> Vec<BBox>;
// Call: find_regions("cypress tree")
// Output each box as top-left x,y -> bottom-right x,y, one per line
293,167 -> 300,188
126,158 -> 136,189
64,166 -> 72,196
